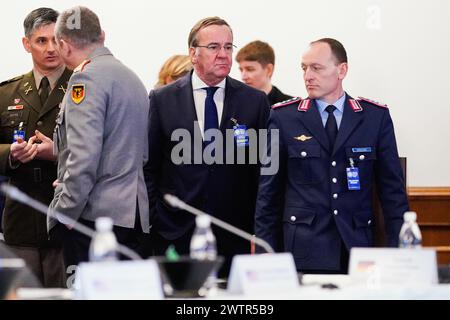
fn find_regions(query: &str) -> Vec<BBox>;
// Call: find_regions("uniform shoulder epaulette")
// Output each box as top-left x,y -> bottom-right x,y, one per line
272,97 -> 302,109
357,96 -> 388,109
73,59 -> 91,73
0,75 -> 23,87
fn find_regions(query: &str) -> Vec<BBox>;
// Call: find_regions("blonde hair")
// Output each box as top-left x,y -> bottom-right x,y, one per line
155,55 -> 193,88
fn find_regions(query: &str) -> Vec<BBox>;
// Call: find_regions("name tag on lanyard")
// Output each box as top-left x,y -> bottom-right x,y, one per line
346,167 -> 360,190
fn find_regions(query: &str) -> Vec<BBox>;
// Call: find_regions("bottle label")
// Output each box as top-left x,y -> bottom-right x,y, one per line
399,225 -> 422,248
190,230 -> 217,260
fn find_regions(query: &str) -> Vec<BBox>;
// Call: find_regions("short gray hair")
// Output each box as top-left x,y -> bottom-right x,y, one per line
188,16 -> 232,48
55,6 -> 103,49
23,8 -> 59,38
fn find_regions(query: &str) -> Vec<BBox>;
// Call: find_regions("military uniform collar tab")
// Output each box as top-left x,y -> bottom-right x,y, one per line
73,60 -> 91,73
297,98 -> 311,112
349,99 -> 363,112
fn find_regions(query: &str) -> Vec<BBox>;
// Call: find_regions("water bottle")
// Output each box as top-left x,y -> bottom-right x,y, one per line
190,214 -> 217,260
89,217 -> 118,262
398,211 -> 422,248
190,215 -> 217,294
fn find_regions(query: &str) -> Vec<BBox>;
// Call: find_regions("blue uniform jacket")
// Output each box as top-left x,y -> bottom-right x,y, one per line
255,94 -> 409,271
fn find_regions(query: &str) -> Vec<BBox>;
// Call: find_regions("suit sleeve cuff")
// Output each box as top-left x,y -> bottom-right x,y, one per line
8,153 -> 21,170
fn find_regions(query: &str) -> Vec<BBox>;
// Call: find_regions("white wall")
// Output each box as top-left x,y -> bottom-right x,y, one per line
1,0 -> 449,186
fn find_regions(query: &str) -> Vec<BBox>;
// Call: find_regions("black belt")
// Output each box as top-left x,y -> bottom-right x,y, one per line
12,166 -> 56,183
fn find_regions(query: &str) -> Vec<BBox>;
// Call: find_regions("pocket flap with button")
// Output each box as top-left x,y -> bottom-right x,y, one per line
1,109 -> 30,127
345,146 -> 376,161
284,207 -> 316,225
288,144 -> 321,159
353,210 -> 373,228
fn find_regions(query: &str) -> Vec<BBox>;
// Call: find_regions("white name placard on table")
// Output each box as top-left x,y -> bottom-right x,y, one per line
227,253 -> 299,295
76,259 -> 163,300
349,247 -> 438,288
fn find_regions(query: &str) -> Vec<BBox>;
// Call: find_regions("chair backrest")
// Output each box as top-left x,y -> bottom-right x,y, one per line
372,157 -> 407,246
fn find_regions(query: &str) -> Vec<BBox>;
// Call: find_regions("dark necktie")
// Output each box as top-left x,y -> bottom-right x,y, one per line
204,87 -> 219,133
39,76 -> 50,106
325,105 -> 338,149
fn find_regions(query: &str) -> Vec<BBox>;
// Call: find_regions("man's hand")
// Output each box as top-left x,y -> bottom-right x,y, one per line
52,179 -> 60,188
10,136 -> 38,164
34,130 -> 56,161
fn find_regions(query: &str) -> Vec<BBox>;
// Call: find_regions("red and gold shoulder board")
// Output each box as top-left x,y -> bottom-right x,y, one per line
272,97 -> 302,110
358,96 -> 388,109
74,59 -> 91,73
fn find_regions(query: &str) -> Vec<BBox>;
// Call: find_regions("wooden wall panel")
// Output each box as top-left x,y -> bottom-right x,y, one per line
408,187 -> 450,265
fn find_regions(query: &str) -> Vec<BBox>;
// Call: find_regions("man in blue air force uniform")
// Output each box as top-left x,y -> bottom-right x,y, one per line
255,38 -> 409,273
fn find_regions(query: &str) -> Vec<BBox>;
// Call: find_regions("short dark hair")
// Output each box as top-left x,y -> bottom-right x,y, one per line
23,7 -> 59,38
311,38 -> 347,64
235,40 -> 275,66
188,16 -> 232,48
55,6 -> 103,49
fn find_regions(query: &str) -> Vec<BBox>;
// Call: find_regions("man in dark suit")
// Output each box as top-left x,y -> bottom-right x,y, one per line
0,8 -> 71,287
255,38 -> 409,273
146,16 -> 270,276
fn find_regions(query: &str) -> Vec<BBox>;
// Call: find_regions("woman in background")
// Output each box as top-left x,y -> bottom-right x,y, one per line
155,54 -> 193,88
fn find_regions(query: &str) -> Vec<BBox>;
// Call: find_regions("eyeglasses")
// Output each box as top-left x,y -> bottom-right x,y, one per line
194,43 -> 237,54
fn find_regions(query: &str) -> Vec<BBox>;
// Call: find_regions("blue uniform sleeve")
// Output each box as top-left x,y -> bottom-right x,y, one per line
255,109 -> 287,252
375,110 -> 409,246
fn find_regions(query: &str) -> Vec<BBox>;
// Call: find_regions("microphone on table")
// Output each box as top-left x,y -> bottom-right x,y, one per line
163,194 -> 275,254
0,184 -> 141,261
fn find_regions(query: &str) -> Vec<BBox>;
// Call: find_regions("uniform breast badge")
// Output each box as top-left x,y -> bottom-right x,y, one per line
71,84 -> 85,104
294,135 -> 312,142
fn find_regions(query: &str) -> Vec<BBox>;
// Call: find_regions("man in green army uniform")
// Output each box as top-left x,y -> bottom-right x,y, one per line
0,8 -> 71,287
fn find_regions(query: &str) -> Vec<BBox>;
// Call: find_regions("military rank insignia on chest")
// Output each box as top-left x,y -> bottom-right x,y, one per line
7,105 -> 24,111
71,84 -> 85,104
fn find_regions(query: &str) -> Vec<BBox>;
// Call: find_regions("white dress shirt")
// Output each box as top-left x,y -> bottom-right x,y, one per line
191,72 -> 226,138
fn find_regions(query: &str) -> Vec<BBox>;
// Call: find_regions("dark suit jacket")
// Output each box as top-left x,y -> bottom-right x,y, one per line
0,69 -> 72,246
145,72 -> 269,257
267,85 -> 293,106
255,94 -> 409,271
